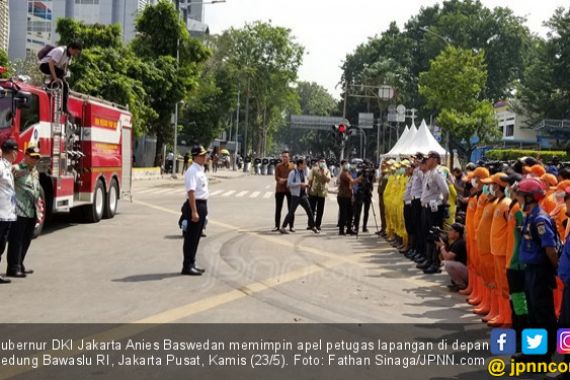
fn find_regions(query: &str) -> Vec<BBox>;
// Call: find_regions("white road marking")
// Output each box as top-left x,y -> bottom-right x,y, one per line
209,190 -> 224,196
222,190 -> 236,197
236,191 -> 249,198
249,191 -> 261,198
152,188 -> 173,194
263,191 -> 273,199
265,185 -> 271,189
134,188 -> 156,194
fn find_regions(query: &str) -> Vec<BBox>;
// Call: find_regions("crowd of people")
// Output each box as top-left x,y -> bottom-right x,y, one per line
380,151 -> 570,368
272,151 -> 376,235
0,140 -> 42,284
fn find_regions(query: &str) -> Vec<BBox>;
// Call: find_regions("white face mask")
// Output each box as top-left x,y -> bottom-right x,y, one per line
489,186 -> 496,196
471,179 -> 478,187
344,164 -> 350,171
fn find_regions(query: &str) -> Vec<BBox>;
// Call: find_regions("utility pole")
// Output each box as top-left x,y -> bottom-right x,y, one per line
233,85 -> 240,171
243,77 -> 250,172
340,81 -> 348,161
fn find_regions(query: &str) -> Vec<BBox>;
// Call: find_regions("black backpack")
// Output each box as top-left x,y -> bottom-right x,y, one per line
37,45 -> 55,60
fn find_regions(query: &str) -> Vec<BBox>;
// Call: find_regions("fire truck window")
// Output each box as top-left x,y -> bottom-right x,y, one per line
0,97 -> 12,129
19,94 -> 40,132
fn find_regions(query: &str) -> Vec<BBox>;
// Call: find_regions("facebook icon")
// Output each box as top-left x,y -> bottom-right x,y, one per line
491,329 -> 516,355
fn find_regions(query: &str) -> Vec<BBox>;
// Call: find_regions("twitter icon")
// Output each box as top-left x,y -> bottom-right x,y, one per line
522,329 -> 548,355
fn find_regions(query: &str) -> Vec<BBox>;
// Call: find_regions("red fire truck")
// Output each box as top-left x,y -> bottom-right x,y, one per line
0,78 -> 132,235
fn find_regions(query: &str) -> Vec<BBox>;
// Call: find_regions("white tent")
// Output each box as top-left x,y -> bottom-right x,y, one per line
385,125 -> 410,156
400,119 -> 447,156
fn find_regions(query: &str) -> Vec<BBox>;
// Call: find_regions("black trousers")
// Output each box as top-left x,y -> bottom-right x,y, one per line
524,264 -> 557,358
183,200 -> 208,270
337,196 -> 353,233
422,205 -> 445,264
275,192 -> 293,228
283,195 -> 314,229
353,196 -> 371,231
378,193 -> 386,232
411,200 -> 423,253
0,221 -> 12,268
309,195 -> 325,229
507,268 -> 529,353
7,216 -> 36,273
39,63 -> 69,113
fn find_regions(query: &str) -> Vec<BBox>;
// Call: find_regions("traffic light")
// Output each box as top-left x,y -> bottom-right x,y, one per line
331,123 -> 352,143
338,123 -> 347,134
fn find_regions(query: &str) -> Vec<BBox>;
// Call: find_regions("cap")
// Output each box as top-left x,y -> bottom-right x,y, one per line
481,172 -> 509,187
540,173 -> 558,188
450,223 -> 464,235
401,159 -> 411,167
191,145 -> 207,157
25,146 -> 40,157
465,162 -> 477,171
427,151 -> 441,160
1,139 -> 18,152
414,152 -> 425,160
557,180 -> 570,192
524,164 -> 546,177
472,167 -> 490,179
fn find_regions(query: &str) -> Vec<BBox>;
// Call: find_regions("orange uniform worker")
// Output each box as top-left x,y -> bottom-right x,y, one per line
540,173 -> 559,214
467,168 -> 491,308
551,180 -> 570,318
474,180 -> 499,320
483,173 -> 512,326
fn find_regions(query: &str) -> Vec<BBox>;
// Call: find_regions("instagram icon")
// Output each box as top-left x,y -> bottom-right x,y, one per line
557,329 -> 570,354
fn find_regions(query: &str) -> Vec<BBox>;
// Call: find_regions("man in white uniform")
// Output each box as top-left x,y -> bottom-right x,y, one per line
181,145 -> 209,276
0,140 -> 19,284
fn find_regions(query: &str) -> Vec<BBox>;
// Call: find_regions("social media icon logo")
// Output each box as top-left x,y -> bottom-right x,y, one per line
557,329 -> 570,354
490,329 -> 516,355
522,329 -> 548,355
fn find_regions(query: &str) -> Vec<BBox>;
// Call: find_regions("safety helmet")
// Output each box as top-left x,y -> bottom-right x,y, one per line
517,177 -> 546,202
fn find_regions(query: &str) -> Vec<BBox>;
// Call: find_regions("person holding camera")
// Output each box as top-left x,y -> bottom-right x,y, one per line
417,151 -> 449,274
437,223 -> 467,291
280,159 -> 319,234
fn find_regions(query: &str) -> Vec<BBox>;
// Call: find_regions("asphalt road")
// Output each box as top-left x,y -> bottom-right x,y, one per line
0,172 -> 483,324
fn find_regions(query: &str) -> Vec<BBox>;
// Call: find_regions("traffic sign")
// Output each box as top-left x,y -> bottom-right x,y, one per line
290,115 -> 346,130
358,113 -> 374,129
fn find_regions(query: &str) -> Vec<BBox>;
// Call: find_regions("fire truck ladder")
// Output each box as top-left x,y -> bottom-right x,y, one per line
47,85 -> 64,179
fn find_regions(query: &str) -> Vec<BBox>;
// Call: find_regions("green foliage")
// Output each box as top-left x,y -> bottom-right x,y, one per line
214,21 -> 304,155
0,49 -> 10,78
419,46 -> 498,155
57,18 -> 122,49
485,149 -> 568,161
517,7 -> 570,124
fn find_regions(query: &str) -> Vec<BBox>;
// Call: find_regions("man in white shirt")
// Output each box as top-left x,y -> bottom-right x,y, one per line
39,41 -> 83,113
0,140 -> 19,284
181,145 -> 209,276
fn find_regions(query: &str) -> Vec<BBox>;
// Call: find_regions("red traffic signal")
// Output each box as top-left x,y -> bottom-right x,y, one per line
338,123 -> 347,134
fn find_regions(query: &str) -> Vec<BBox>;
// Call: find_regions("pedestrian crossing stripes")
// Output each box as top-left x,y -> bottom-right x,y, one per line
134,187 -> 316,201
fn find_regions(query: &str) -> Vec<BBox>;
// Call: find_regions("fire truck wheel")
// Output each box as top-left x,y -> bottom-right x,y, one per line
104,178 -> 119,219
84,179 -> 106,223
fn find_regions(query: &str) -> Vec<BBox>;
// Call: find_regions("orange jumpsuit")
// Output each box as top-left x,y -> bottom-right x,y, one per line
477,197 -> 498,286
505,202 -> 521,271
490,196 -> 512,298
473,194 -> 489,276
466,196 -> 479,273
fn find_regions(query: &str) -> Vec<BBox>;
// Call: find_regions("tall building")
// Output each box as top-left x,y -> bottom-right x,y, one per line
0,0 -> 8,53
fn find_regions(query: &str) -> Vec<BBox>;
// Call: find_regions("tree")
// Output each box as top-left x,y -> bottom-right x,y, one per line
517,7 -> 570,124
419,46 -> 498,157
215,21 -> 304,156
0,49 -> 10,78
131,0 -> 210,164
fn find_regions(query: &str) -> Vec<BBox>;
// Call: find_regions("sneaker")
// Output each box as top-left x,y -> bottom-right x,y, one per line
312,227 -> 320,234
289,228 -> 296,233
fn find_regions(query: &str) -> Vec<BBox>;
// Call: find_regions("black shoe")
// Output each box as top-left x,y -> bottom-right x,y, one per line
193,266 -> 206,273
447,284 -> 460,292
289,228 -> 296,233
362,228 -> 369,233
423,265 -> 441,274
413,255 -> 425,263
416,261 -> 431,269
6,271 -> 26,278
279,228 -> 289,234
201,232 -> 207,238
306,226 -> 313,230
181,268 -> 202,276
339,231 -> 346,236
22,268 -> 34,275
346,230 -> 357,236
272,227 -> 280,232
0,276 -> 11,284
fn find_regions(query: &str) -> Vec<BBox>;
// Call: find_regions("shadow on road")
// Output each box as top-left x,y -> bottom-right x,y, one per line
112,273 -> 181,282
164,234 -> 183,240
